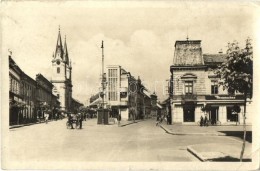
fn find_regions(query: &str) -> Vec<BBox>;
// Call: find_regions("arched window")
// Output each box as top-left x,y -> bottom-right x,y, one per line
57,67 -> 60,74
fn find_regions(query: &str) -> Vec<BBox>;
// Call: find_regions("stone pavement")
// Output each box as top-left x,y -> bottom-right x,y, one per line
159,123 -> 252,162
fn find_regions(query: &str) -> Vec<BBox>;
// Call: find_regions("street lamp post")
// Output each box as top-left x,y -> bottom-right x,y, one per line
101,40 -> 104,123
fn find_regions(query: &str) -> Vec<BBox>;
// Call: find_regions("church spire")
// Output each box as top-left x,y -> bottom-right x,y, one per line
54,26 -> 63,59
63,35 -> 69,64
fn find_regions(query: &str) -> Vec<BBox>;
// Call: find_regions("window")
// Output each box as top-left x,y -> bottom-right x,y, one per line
211,81 -> 218,94
57,67 -> 60,74
108,69 -> 118,101
185,81 -> 193,95
57,94 -> 59,99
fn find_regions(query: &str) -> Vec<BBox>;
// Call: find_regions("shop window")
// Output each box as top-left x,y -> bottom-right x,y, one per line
227,106 -> 238,122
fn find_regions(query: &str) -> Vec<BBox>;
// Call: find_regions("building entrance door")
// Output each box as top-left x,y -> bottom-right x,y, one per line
210,107 -> 219,125
183,105 -> 195,122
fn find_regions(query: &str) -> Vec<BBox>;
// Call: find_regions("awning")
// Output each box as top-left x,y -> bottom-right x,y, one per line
89,97 -> 102,106
143,90 -> 151,98
157,103 -> 163,109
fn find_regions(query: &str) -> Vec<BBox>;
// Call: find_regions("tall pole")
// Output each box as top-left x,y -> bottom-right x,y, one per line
101,40 -> 105,124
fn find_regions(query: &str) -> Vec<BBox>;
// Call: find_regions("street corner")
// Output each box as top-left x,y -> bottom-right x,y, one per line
159,124 -> 226,136
159,124 -> 173,134
187,143 -> 252,162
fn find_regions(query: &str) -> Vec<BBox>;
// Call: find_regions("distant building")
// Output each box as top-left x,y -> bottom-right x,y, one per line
20,71 -> 37,123
71,98 -> 84,113
36,73 -> 53,118
9,56 -> 24,125
9,55 -> 61,125
104,65 -> 159,120
169,39 -> 252,125
51,28 -> 73,112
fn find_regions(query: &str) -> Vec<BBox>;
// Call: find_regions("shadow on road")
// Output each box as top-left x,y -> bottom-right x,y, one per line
218,131 -> 252,143
208,156 -> 252,162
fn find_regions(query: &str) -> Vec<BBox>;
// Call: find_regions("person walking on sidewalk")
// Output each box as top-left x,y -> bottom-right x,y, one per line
78,112 -> 83,129
117,114 -> 121,127
204,115 -> 208,127
200,115 -> 204,127
44,110 -> 49,124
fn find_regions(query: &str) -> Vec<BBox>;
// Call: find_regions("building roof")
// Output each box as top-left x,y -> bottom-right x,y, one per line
72,98 -> 83,106
173,40 -> 204,66
203,54 -> 227,64
55,28 -> 64,59
121,68 -> 128,75
9,56 -> 23,75
63,36 -> 69,64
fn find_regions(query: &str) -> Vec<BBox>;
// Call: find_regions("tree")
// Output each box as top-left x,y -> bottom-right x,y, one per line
215,38 -> 253,161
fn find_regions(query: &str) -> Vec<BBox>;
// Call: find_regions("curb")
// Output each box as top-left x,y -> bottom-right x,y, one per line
120,119 -> 145,127
9,120 -> 56,129
187,146 -> 205,162
159,125 -> 226,136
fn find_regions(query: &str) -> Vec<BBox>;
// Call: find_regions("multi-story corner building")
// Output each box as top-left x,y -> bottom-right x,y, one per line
105,65 -> 129,119
9,56 -> 24,125
105,65 -> 158,121
169,39 -> 252,125
20,71 -> 37,123
51,28 -> 73,112
36,74 -> 53,118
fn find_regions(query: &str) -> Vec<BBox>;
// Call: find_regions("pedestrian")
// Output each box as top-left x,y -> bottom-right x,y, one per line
44,110 -> 49,124
117,114 -> 121,127
156,115 -> 160,121
37,109 -> 41,122
84,113 -> 87,121
204,115 -> 208,127
68,113 -> 74,129
200,115 -> 203,127
78,112 -> 83,129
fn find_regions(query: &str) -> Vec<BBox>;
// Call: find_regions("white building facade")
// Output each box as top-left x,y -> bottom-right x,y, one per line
170,40 -> 252,125
106,65 -> 130,120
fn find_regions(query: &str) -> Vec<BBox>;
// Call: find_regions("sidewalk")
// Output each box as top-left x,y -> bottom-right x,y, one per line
160,123 -> 252,136
187,143 -> 252,162
159,123 -> 252,162
9,120 -> 57,129
107,118 -> 146,127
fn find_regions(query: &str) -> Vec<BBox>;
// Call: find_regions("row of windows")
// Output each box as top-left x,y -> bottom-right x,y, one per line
184,81 -> 218,95
9,77 -> 20,94
38,89 -> 51,102
108,69 -> 118,101
108,92 -> 118,101
21,83 -> 35,98
108,78 -> 118,101
108,69 -> 118,78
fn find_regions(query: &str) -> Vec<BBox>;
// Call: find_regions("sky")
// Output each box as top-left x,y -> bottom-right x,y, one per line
2,1 -> 258,105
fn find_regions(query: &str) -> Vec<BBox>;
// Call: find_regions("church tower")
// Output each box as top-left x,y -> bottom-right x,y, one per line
51,27 -> 73,111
